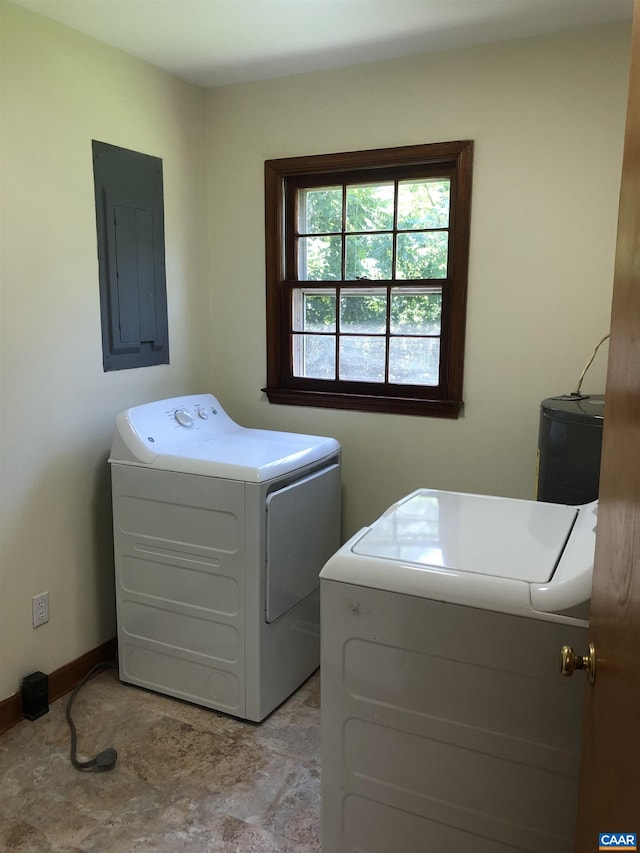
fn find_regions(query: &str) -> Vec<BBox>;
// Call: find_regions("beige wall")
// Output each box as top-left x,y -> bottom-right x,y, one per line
0,3 -> 210,700
205,24 -> 630,539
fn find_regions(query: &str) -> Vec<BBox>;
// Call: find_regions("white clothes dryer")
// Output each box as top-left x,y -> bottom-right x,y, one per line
320,489 -> 595,853
110,393 -> 341,721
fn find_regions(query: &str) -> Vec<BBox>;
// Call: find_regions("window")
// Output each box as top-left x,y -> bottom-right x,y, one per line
92,141 -> 169,371
264,141 -> 473,417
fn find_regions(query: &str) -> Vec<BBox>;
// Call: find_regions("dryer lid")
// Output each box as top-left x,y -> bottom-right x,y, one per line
352,489 -> 578,583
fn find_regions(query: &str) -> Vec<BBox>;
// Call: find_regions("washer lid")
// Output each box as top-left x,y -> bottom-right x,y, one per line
147,428 -> 340,482
352,489 -> 578,583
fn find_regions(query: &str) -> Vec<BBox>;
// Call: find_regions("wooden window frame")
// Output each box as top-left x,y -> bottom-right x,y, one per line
264,141 -> 473,417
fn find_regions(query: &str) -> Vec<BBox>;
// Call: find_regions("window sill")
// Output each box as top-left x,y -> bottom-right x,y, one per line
263,386 -> 463,418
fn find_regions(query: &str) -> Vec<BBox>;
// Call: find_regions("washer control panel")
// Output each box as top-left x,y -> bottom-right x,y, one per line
117,394 -> 239,453
171,401 -> 218,430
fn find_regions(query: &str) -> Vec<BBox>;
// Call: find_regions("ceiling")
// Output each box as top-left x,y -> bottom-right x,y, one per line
12,0 -> 634,87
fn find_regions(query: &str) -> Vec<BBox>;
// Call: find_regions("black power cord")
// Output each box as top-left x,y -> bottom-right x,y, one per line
65,661 -> 119,772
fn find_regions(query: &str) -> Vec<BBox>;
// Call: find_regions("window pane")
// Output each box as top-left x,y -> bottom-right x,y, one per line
340,291 -> 387,333
346,183 -> 394,232
299,187 -> 342,234
299,235 -> 342,281
345,234 -> 393,280
396,231 -> 448,280
391,290 -> 442,335
398,179 -> 450,230
293,334 -> 335,379
389,337 -> 440,385
293,291 -> 336,332
339,336 -> 385,382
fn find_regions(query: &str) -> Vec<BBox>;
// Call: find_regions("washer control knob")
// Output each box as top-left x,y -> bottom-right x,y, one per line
197,407 -> 209,419
174,408 -> 194,428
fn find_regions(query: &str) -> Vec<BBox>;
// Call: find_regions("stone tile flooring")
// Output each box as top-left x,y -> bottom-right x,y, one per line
0,670 -> 321,851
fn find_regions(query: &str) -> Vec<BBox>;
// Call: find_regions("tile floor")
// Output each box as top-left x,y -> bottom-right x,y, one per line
0,670 -> 321,852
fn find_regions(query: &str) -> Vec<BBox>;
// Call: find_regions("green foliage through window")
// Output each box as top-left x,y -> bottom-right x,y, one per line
294,177 -> 449,384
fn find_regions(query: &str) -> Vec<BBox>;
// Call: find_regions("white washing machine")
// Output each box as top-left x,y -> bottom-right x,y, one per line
109,393 -> 341,722
320,489 -> 595,853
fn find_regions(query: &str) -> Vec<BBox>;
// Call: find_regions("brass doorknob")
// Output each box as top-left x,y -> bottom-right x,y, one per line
559,642 -> 596,684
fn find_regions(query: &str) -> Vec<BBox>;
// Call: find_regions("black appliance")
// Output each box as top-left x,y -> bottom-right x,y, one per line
537,395 -> 605,505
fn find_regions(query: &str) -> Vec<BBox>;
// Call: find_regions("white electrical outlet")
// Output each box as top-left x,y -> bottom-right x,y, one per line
32,592 -> 49,628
